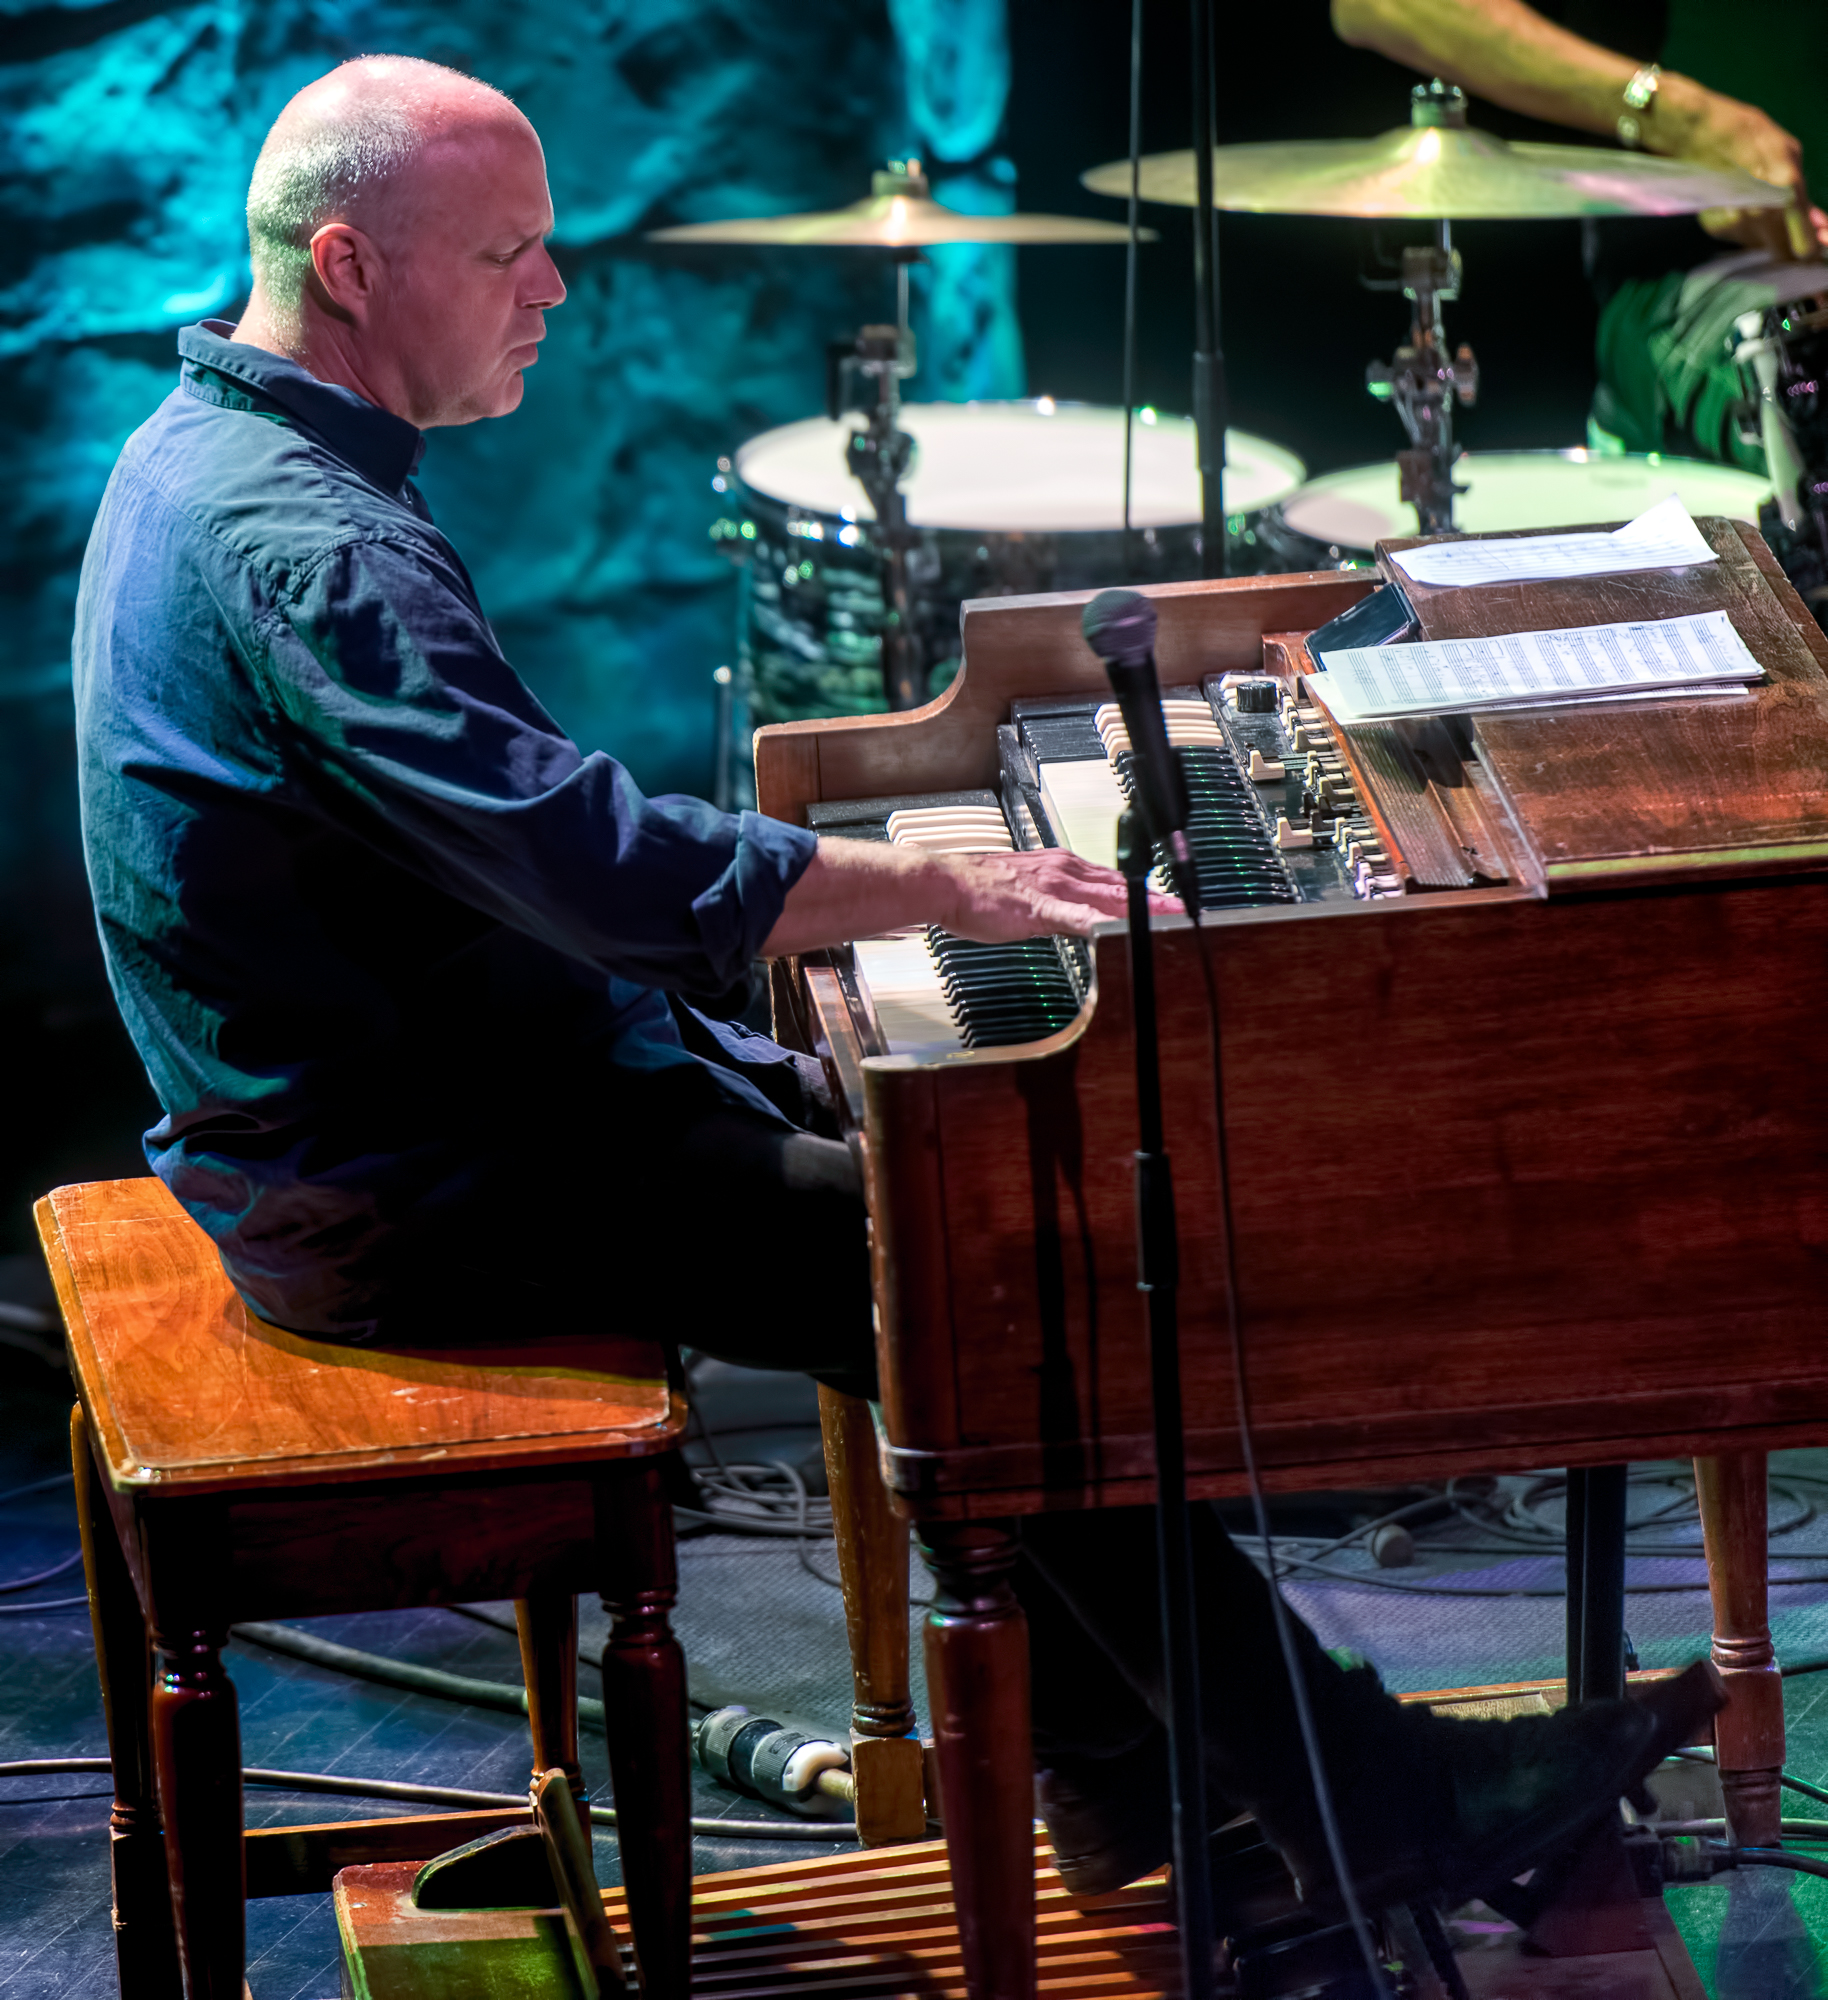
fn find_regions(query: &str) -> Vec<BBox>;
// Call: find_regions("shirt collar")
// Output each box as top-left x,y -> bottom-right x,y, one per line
177,320 -> 427,493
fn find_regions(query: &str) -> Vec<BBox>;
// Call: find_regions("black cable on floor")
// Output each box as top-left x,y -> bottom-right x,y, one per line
232,1620 -> 594,1724
0,1549 -> 83,1593
0,1758 -> 853,1840
1731,1847 -> 1828,1883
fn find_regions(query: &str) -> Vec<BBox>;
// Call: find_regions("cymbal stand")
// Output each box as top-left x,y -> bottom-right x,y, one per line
1189,0 -> 1228,575
828,234 -> 925,711
1364,85 -> 1479,534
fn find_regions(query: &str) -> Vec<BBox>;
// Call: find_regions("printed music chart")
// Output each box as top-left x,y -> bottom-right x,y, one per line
1387,493 -> 1718,589
1309,607 -> 1763,724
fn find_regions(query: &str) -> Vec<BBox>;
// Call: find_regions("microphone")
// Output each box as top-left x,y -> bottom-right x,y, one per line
1081,589 -> 1201,917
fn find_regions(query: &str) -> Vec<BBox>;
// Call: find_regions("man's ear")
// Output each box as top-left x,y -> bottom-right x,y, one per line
307,222 -> 379,325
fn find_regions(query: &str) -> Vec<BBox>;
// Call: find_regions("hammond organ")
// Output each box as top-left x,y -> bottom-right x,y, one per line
762,530 -> 1828,2000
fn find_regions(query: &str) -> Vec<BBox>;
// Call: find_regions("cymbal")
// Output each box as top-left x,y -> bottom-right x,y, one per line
648,194 -> 1153,248
1081,123 -> 1791,220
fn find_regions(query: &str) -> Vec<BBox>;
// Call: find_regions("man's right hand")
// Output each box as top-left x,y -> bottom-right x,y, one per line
760,834 -> 1175,961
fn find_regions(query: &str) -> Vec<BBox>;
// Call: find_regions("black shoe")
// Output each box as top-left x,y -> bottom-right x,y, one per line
1298,1658 -> 1727,1919
1036,1754 -> 1171,1897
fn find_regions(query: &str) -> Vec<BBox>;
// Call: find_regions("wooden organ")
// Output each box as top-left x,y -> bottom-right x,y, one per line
764,529 -> 1828,2000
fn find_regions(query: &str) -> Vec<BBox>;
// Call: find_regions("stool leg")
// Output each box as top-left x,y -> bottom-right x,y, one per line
597,1459 -> 691,2000
818,1384 -> 926,1844
142,1496 -> 243,2000
919,1519 -> 1034,2000
516,1587 -> 590,1842
73,1405 -> 182,2000
1696,1452 -> 1785,1847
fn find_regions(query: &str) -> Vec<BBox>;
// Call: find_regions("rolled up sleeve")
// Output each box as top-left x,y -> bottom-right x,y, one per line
257,533 -> 817,991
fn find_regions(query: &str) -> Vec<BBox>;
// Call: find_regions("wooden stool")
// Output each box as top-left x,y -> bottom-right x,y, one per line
38,1178 -> 693,2000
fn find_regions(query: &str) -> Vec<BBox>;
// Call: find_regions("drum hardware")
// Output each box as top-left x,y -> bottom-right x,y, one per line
828,309 -> 923,708
1360,92 -> 1481,534
1732,295 -> 1828,625
657,160 -> 1156,712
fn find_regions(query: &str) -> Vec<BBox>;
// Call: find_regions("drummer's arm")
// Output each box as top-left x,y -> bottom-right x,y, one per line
1332,0 -> 1825,254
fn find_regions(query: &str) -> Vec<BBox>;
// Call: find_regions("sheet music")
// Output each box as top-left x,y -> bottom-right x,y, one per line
1389,494 -> 1718,589
1310,608 -> 1762,724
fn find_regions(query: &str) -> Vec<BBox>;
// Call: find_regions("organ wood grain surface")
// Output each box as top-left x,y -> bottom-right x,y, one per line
1383,517 -> 1828,886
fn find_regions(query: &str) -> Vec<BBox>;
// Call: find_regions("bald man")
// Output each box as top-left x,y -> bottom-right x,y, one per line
74,54 -> 1721,1950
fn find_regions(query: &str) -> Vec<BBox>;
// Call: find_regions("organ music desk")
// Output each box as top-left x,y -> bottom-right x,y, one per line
759,522 -> 1828,2000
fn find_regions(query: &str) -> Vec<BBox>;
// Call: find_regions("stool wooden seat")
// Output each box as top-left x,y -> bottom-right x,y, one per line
37,1177 -> 693,2000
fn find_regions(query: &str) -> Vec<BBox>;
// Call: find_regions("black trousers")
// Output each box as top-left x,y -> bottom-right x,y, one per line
376,1041 -> 1408,1856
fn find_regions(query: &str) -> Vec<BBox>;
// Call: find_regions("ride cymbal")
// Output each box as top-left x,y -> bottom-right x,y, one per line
1081,123 -> 1789,220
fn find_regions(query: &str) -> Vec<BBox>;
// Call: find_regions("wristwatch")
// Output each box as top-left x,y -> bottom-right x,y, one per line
1617,63 -> 1660,148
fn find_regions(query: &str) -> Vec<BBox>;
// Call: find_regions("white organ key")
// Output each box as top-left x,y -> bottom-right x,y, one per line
852,934 -> 965,1057
1036,758 -> 1128,868
1093,700 -> 1224,761
884,806 -> 1013,852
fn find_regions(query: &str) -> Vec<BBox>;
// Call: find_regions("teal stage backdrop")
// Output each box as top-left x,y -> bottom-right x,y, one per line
0,0 -> 1023,1008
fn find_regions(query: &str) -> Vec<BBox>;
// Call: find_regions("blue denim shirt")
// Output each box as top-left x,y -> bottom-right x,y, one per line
73,321 -> 816,1335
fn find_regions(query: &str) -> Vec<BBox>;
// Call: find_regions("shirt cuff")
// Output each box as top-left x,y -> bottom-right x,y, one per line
690,810 -> 818,983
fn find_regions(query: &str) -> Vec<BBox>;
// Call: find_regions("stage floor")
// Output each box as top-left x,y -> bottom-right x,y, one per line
4,1283 -> 1828,1998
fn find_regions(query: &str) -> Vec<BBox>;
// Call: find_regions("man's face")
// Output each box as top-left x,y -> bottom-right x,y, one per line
342,119 -> 566,428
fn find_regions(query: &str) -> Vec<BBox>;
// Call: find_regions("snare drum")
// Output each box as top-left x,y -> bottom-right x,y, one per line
727,400 -> 1305,726
1252,450 -> 1772,571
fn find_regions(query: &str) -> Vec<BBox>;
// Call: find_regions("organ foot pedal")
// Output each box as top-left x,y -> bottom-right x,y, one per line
332,1826 -> 1710,2000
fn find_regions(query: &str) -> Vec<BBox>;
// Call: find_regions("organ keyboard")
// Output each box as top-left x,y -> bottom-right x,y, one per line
758,531 -> 1828,2000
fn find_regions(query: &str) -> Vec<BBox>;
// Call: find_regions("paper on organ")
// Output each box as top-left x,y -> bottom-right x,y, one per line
1309,607 -> 1763,724
1388,493 -> 1718,589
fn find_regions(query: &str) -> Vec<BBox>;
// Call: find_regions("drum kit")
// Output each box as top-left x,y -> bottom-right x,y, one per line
649,82 -> 1795,745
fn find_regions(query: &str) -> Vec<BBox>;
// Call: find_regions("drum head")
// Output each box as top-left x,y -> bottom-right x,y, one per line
735,401 -> 1305,533
1278,450 -> 1772,552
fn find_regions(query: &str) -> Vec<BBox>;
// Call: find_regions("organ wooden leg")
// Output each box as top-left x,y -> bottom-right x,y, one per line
1695,1452 -> 1784,1847
516,1585 -> 590,1843
597,1460 -> 692,2000
818,1383 -> 926,1844
919,1519 -> 1034,2000
73,1405 -> 183,2000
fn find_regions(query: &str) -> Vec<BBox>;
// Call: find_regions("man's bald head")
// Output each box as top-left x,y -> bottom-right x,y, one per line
236,55 -> 563,428
246,56 -> 529,348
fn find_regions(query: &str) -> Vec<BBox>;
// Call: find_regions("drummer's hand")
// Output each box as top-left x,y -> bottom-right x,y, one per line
1658,73 -> 1827,258
942,849 -> 1178,942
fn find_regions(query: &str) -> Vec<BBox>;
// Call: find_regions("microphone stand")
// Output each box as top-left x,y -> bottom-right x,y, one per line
1117,805 -> 1215,2000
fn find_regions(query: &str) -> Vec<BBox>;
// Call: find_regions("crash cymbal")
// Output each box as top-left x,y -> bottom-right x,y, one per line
650,195 -> 1150,247
1081,123 -> 1790,220
650,162 -> 1153,247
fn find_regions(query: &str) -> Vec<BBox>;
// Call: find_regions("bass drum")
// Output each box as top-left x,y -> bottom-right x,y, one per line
727,400 -> 1305,726
1250,449 -> 1772,571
